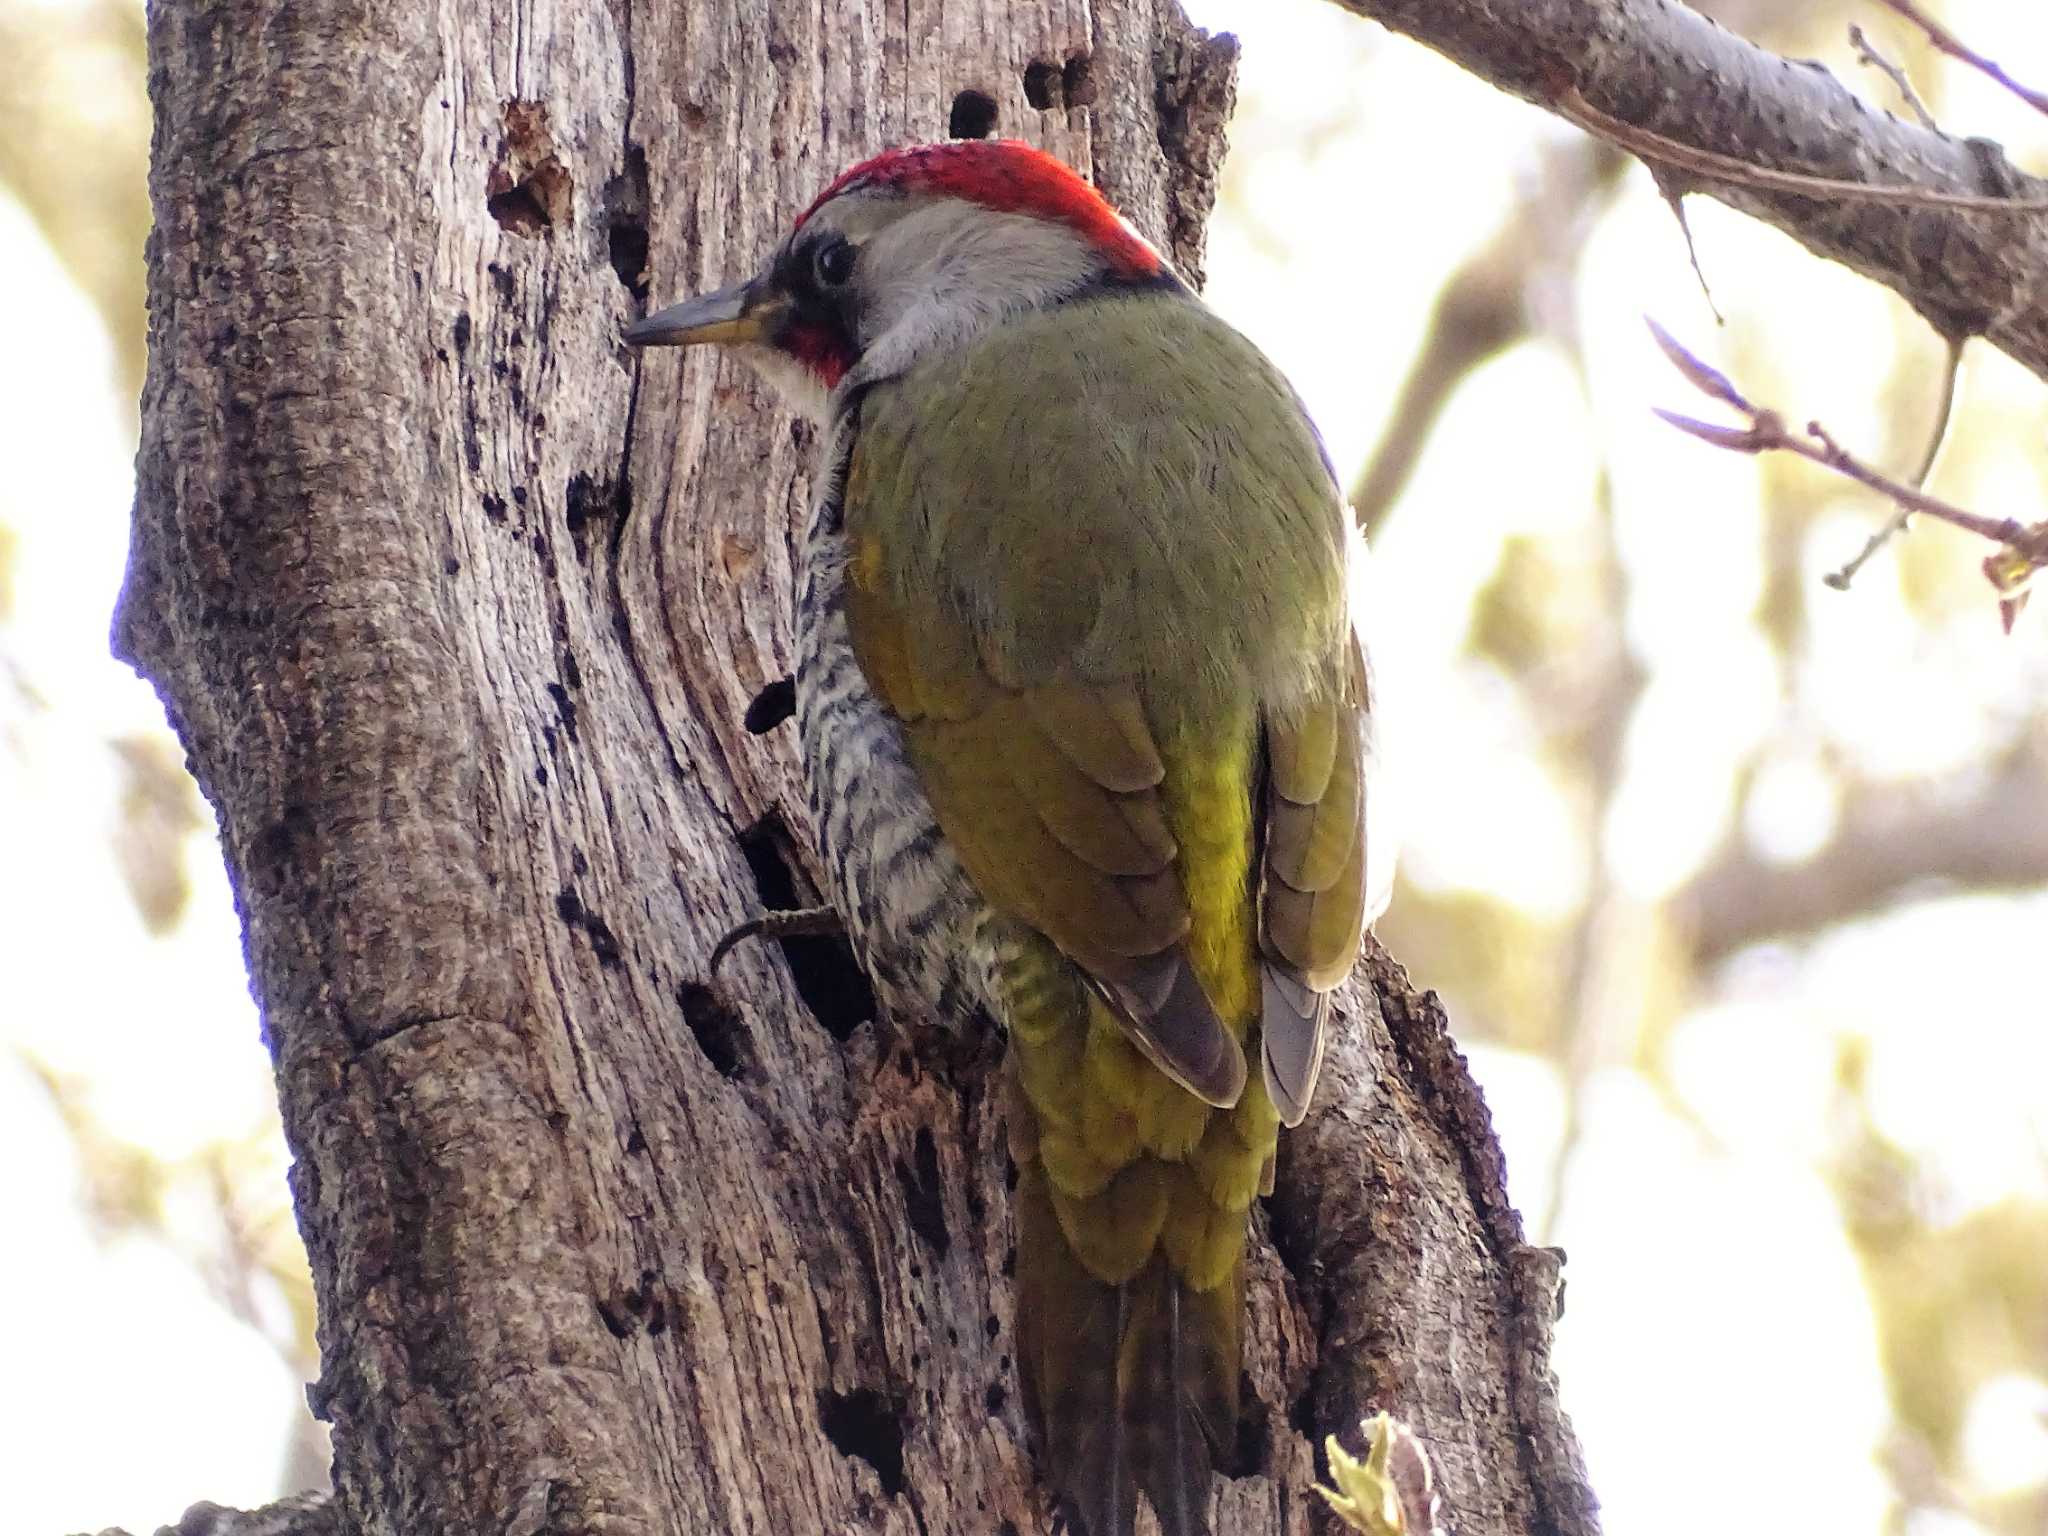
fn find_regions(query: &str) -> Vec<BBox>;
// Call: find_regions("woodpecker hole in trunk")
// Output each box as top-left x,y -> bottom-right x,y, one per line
894,1125 -> 951,1258
602,145 -> 651,295
817,1388 -> 909,1497
1226,1384 -> 1273,1478
677,981 -> 753,1081
744,676 -> 797,733
1023,53 -> 1095,110
555,886 -> 622,966
736,812 -> 875,1040
1022,62 -> 1059,109
487,99 -> 573,237
947,89 -> 998,139
1063,54 -> 1097,107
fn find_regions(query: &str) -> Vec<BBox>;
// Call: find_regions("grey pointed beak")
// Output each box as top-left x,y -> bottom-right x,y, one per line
622,277 -> 782,348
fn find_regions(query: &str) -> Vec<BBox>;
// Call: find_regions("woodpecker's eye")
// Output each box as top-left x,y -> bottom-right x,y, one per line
813,238 -> 856,289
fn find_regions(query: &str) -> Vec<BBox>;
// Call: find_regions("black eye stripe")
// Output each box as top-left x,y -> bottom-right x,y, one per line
768,233 -> 863,368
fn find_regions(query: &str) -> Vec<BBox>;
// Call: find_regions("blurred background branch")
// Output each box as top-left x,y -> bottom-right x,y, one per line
1677,733 -> 2048,963
1349,141 -> 1628,538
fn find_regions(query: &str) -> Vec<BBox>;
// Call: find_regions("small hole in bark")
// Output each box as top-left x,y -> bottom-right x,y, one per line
1022,61 -> 1060,109
894,1126 -> 951,1258
984,1380 -> 1006,1417
948,89 -> 998,140
745,676 -> 797,734
564,471 -> 611,541
678,981 -> 751,1080
594,1296 -> 632,1339
609,219 -> 650,294
556,887 -> 622,966
545,681 -> 580,744
1289,1383 -> 1319,1440
487,100 -> 574,238
487,182 -> 551,235
603,145 -> 651,296
1224,1383 -> 1273,1478
737,813 -> 875,1041
1062,54 -> 1097,107
818,1388 -> 907,1496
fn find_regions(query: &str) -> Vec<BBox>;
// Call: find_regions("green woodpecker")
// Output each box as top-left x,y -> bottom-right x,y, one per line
626,140 -> 1383,1536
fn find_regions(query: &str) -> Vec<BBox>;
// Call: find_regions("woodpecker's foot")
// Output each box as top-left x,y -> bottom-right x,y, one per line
708,904 -> 845,970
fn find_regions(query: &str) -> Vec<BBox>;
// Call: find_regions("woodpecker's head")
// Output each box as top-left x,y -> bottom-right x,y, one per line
623,140 -> 1174,413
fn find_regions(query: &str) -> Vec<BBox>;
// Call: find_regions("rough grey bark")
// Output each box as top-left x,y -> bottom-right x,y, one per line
115,3 -> 1601,1536
1326,0 -> 2048,383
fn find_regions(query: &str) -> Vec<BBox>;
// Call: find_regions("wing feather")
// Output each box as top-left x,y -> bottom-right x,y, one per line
1256,634 -> 1372,1126
845,506 -> 1246,1104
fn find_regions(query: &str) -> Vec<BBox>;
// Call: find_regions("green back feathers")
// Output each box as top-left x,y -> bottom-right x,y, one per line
841,283 -> 1368,1536
850,291 -> 1348,727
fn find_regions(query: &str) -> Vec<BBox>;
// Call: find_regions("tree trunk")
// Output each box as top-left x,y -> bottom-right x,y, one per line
117,2 -> 1592,1534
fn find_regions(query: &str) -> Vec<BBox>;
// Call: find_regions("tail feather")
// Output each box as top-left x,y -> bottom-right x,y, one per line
1018,1159 -> 1238,1536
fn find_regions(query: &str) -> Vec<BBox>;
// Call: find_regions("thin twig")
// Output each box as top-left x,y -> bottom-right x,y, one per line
1558,88 -> 2048,212
1873,0 -> 2048,119
1849,24 -> 1938,131
1825,333 -> 1965,589
1649,166 -> 1725,324
1647,320 -> 2048,627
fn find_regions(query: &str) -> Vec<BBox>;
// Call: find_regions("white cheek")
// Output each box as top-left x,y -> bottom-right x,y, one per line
848,205 -> 1104,387
738,345 -> 834,421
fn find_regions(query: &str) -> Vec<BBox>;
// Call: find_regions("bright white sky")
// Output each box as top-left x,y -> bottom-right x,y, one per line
0,186 -> 299,1522
5,0 -> 2047,1530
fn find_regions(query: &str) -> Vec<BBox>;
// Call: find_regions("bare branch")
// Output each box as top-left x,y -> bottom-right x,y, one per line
1649,323 -> 2048,619
1557,87 -> 2048,214
1873,0 -> 2048,119
1825,333 -> 1966,590
1319,0 -> 2048,383
1650,166 -> 1726,326
1677,741 -> 2048,964
1849,24 -> 1938,132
